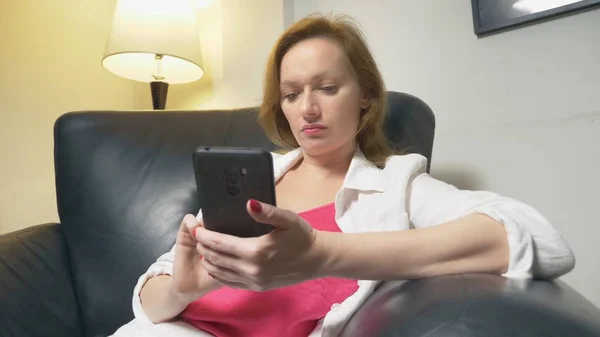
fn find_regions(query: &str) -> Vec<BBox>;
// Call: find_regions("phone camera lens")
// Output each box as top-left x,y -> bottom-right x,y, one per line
227,185 -> 241,196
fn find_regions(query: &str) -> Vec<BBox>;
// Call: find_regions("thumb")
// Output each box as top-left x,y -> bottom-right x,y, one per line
246,199 -> 296,230
177,214 -> 201,249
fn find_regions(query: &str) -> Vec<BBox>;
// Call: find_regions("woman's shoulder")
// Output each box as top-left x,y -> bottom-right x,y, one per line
383,152 -> 427,170
380,152 -> 428,180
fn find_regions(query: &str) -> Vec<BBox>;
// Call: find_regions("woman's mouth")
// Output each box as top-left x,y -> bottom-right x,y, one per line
301,124 -> 327,135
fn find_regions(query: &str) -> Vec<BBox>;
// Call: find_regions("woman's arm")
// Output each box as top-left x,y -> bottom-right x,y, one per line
193,181 -> 575,291
316,213 -> 509,280
139,275 -> 202,323
316,173 -> 574,281
407,173 -> 575,279
194,203 -> 506,287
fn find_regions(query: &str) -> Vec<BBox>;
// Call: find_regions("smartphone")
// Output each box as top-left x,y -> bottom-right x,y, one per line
192,146 -> 276,238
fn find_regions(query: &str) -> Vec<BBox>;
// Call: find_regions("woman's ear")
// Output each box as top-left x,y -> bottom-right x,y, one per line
360,91 -> 370,110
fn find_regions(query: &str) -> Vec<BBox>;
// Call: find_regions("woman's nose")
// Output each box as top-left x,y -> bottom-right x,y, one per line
300,90 -> 319,117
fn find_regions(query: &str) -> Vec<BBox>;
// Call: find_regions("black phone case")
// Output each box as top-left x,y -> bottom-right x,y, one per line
192,147 -> 276,238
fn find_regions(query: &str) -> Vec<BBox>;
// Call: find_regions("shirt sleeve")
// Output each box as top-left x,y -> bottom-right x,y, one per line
131,209 -> 204,323
406,173 -> 575,279
131,245 -> 176,323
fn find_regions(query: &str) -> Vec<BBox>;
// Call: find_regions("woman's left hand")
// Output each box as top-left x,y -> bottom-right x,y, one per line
193,199 -> 326,291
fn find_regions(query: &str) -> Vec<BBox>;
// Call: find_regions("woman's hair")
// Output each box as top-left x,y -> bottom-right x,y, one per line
258,14 -> 395,166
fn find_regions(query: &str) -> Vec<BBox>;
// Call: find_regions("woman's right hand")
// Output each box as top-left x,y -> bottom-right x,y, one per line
170,214 -> 223,301
140,214 -> 222,323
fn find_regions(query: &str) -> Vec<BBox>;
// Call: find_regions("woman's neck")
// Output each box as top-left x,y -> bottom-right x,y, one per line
297,142 -> 355,178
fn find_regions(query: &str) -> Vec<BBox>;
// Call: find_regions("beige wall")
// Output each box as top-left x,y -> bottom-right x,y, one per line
0,0 -> 138,234
1,0 -> 285,235
136,0 -> 285,110
293,0 -> 600,306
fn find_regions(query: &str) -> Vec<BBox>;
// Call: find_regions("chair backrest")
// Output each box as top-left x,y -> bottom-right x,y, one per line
53,91 -> 435,337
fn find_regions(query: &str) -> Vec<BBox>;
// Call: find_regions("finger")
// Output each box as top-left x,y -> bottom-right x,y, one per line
181,214 -> 199,234
194,226 -> 254,258
202,258 -> 246,285
247,199 -> 296,230
196,243 -> 243,273
178,214 -> 201,246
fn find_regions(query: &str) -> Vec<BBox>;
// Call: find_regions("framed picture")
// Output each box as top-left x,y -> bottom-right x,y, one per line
471,0 -> 600,37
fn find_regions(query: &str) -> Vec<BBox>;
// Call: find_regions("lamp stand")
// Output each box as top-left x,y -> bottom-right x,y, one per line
150,81 -> 169,110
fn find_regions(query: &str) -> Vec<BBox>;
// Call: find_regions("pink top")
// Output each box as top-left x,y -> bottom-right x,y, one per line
179,203 -> 359,337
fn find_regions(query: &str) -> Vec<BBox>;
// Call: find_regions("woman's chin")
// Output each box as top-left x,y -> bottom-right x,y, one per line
297,139 -> 352,158
298,140 -> 333,156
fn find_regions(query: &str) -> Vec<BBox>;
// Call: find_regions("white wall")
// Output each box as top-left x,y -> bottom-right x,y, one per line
293,0 -> 600,306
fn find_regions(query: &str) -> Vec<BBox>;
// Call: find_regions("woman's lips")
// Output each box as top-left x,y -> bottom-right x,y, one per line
301,124 -> 327,135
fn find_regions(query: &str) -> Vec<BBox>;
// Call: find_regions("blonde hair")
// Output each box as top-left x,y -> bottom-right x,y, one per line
258,14 -> 394,166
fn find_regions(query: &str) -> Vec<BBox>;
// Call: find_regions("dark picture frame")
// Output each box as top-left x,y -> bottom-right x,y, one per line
471,0 -> 600,37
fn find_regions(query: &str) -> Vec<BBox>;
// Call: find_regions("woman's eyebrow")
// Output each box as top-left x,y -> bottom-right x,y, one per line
280,71 -> 340,87
280,80 -> 298,88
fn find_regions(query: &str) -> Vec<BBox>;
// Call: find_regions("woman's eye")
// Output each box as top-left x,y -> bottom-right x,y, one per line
321,86 -> 337,94
284,92 -> 298,101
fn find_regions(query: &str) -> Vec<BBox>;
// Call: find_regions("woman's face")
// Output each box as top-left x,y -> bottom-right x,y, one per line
279,37 -> 369,157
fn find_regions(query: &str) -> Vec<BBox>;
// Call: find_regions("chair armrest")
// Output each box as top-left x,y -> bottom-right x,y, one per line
341,274 -> 600,337
0,223 -> 84,337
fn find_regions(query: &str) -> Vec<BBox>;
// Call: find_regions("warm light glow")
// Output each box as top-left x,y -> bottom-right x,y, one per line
102,0 -> 204,84
102,53 -> 203,84
195,0 -> 216,9
513,0 -> 582,13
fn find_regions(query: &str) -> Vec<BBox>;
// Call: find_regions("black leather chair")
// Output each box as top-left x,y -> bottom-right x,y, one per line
1,91 -> 598,337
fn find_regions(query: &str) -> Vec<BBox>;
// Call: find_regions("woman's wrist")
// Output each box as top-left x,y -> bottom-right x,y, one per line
311,230 -> 341,279
166,279 -> 204,307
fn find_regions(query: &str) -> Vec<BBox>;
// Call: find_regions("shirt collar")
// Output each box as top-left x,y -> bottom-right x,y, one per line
273,147 -> 385,193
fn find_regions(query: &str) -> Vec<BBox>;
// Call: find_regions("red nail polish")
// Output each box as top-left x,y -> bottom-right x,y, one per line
249,199 -> 263,213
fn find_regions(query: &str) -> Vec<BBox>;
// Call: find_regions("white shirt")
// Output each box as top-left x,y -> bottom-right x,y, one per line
125,148 -> 575,337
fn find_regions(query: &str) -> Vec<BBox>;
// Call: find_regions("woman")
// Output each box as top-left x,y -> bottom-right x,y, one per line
111,14 -> 574,337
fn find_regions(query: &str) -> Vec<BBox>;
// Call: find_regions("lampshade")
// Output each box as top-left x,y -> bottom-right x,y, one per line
102,0 -> 204,84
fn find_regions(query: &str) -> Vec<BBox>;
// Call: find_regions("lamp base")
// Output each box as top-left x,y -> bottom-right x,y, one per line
150,81 -> 169,110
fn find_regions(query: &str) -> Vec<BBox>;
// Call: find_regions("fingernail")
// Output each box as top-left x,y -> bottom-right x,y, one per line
249,199 -> 263,213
